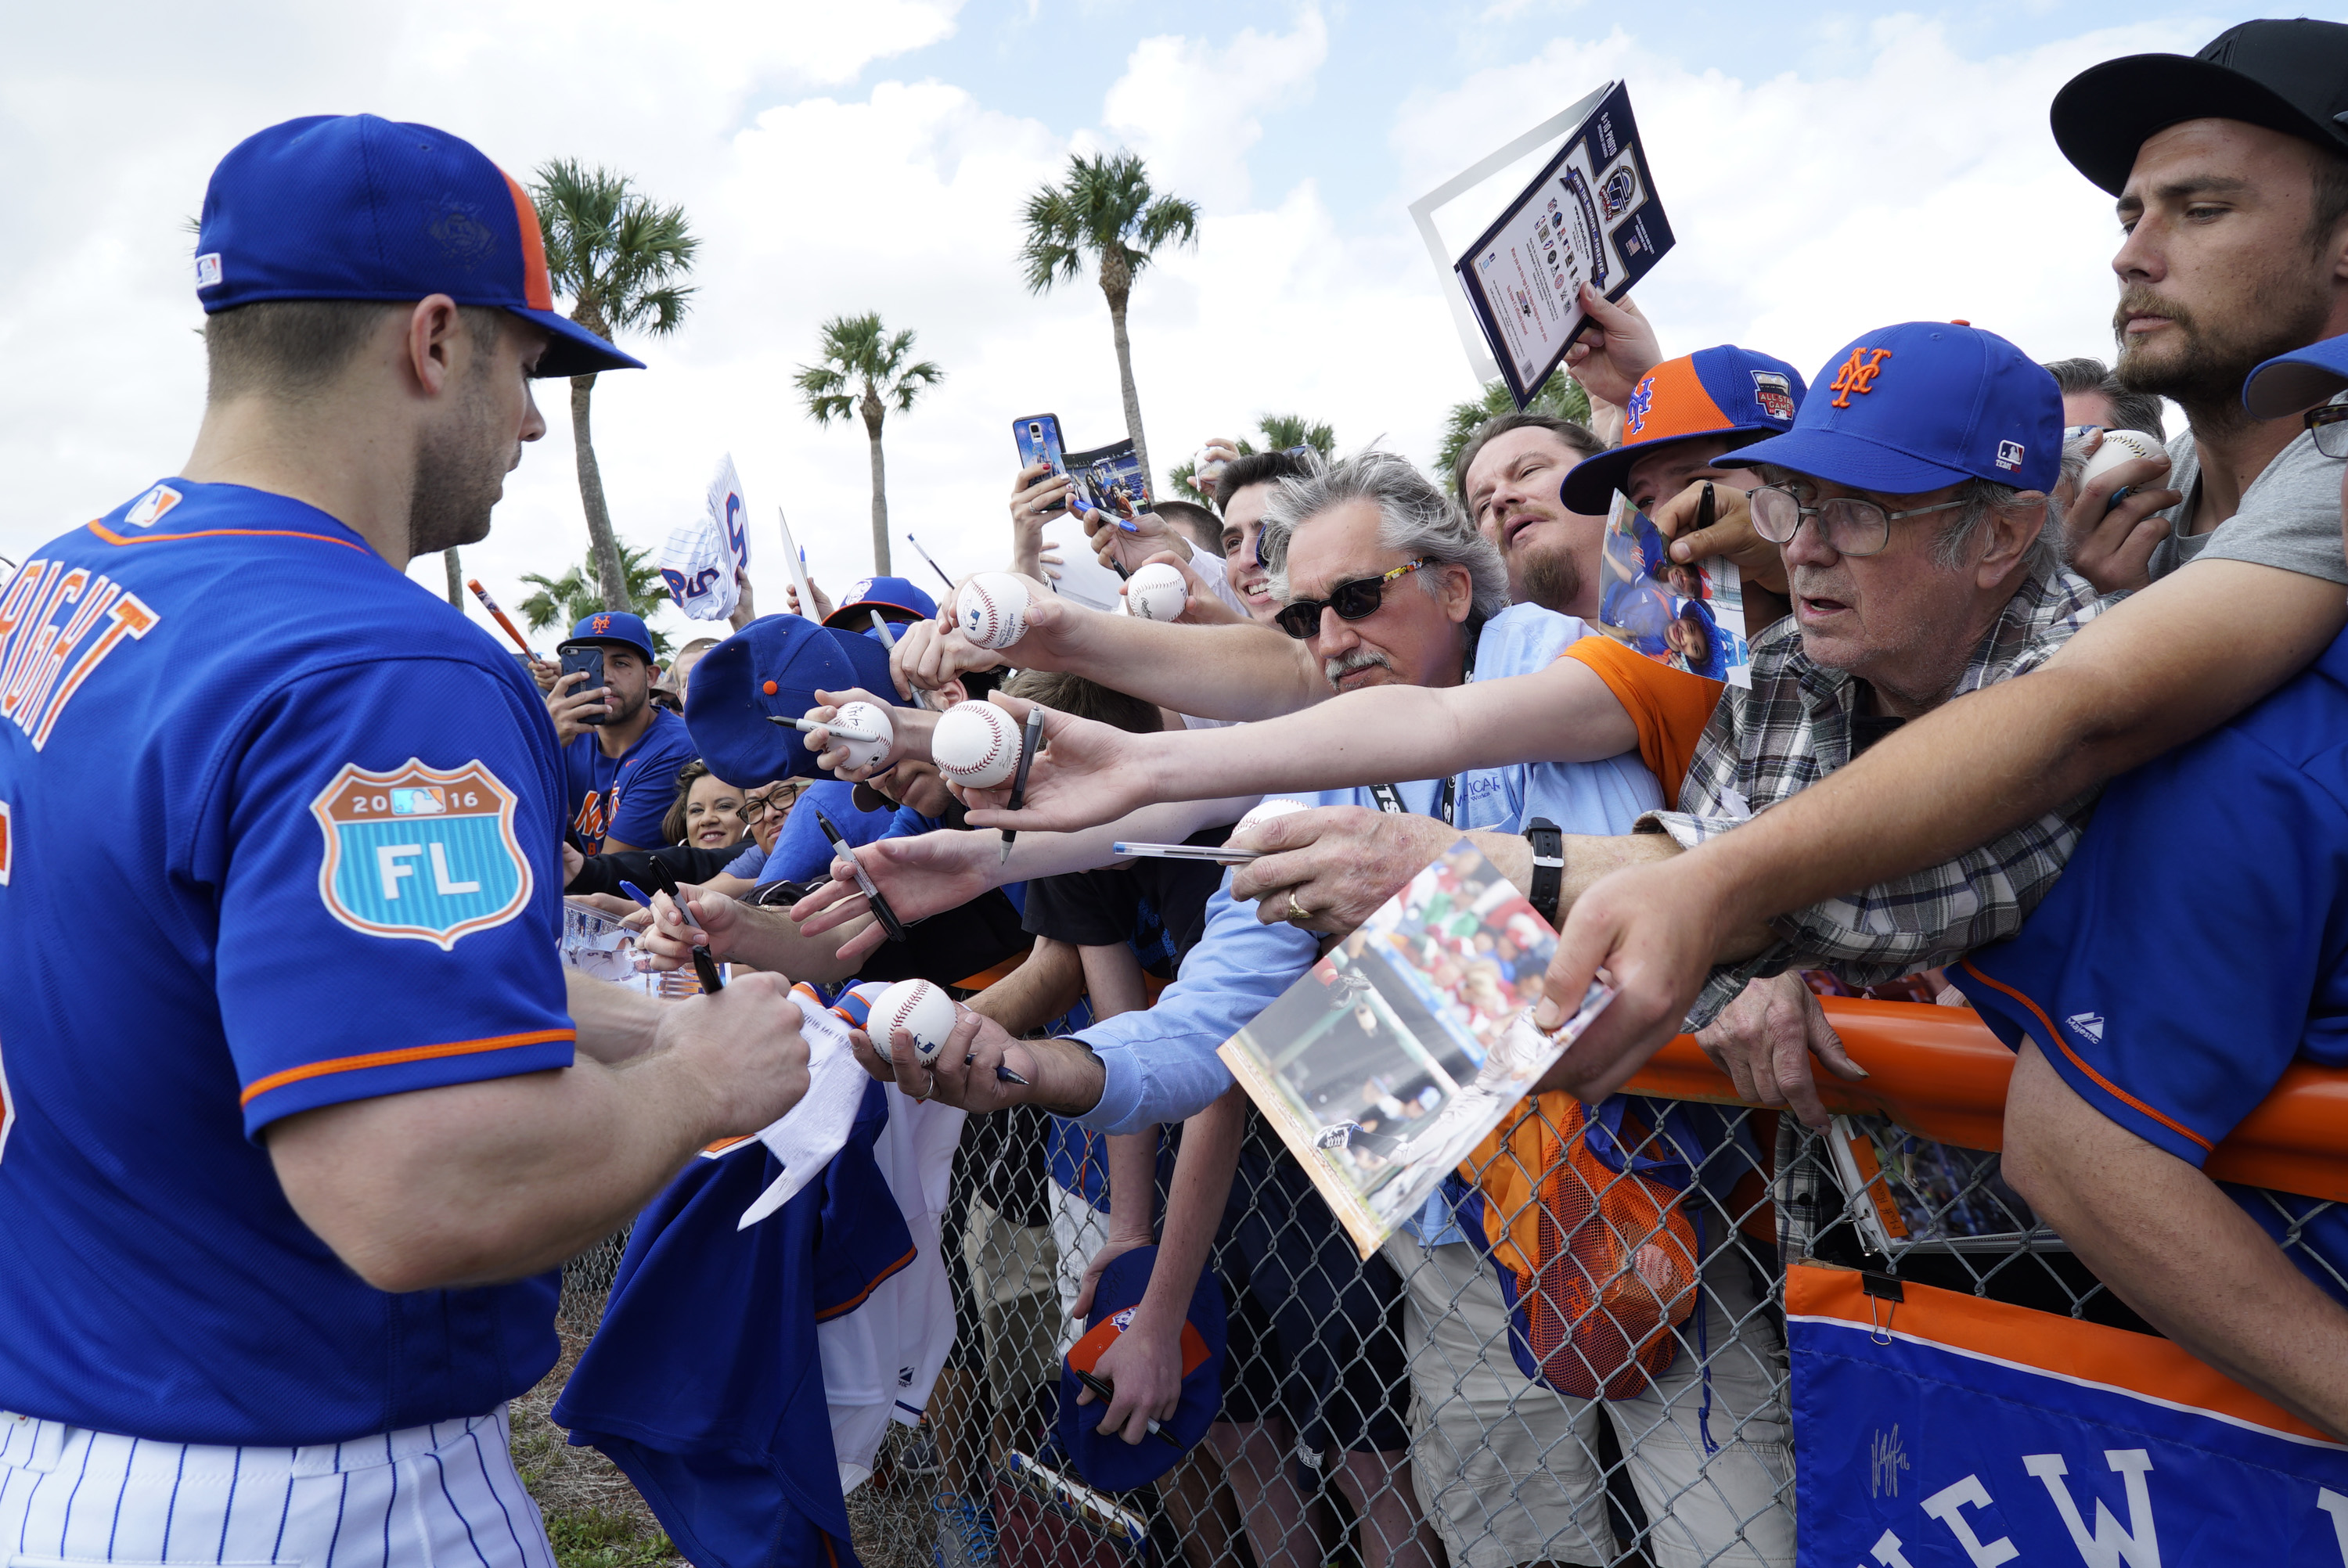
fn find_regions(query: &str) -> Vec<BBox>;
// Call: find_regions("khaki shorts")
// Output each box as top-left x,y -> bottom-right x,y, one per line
1383,1228 -> 1795,1568
964,1199 -> 1062,1406
1048,1182 -> 1115,1356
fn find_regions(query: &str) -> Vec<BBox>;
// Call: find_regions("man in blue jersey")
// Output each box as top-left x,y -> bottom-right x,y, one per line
551,609 -> 700,853
0,115 -> 808,1568
1954,334 -> 2348,1441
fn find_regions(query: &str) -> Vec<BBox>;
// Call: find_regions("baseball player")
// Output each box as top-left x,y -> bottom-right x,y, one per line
0,116 -> 808,1567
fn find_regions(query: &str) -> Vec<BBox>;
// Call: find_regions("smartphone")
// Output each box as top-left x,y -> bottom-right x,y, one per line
557,641 -> 607,725
1012,413 -> 1071,515
1111,842 -> 1262,865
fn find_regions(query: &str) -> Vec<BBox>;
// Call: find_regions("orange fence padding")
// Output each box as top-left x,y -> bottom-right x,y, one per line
1617,996 -> 2348,1205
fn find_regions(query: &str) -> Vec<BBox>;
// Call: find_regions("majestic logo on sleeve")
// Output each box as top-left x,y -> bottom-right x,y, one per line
1828,348 -> 1893,408
312,760 -> 533,949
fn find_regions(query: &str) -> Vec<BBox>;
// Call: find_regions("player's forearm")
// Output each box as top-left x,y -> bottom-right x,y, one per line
967,936 -> 1085,1037
1129,1088 -> 1244,1333
565,968 -> 668,1064
717,901 -> 864,986
1054,613 -> 1322,721
1693,563 -> 2347,942
269,1052 -> 726,1293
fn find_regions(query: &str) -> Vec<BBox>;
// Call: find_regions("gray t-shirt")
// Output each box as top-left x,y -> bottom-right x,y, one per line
2148,426 -> 2346,584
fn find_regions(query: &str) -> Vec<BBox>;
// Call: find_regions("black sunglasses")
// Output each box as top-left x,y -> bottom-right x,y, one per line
1274,559 -> 1431,640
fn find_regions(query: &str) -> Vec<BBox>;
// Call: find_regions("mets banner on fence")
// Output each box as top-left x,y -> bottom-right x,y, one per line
1787,1263 -> 2348,1566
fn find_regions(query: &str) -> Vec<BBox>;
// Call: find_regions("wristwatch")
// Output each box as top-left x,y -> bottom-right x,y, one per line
1524,816 -> 1564,930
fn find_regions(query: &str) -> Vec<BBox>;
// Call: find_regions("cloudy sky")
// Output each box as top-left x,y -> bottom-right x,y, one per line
2,1 -> 2233,647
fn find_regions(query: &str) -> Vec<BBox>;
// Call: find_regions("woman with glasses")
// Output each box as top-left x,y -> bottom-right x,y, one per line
560,772 -> 805,903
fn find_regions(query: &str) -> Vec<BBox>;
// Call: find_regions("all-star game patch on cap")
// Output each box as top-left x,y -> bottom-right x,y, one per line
1057,1246 -> 1226,1492
2051,20 -> 2348,197
1558,346 -> 1809,513
1728,321 -> 2062,496
682,614 -> 901,788
193,113 -> 641,379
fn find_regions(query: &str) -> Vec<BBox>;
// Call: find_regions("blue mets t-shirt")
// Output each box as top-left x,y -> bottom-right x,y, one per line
1956,624 -> 2348,1304
0,480 -> 578,1445
564,704 -> 697,852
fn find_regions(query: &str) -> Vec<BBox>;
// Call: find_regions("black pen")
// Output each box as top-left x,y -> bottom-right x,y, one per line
905,531 -> 958,593
1695,480 -> 1714,547
642,861 -> 723,994
814,807 -> 909,943
1001,706 -> 1044,867
1069,1368 -> 1182,1449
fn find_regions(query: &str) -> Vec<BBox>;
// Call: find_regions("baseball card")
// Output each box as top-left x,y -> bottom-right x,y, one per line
1594,494 -> 1753,687
1451,81 -> 1675,408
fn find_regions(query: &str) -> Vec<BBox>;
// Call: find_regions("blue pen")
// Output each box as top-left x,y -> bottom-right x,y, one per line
618,879 -> 653,908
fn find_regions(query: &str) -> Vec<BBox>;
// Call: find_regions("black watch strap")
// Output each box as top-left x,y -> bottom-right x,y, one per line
1524,816 -> 1564,930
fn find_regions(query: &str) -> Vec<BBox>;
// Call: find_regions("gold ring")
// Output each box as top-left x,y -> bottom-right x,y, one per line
1286,892 -> 1312,922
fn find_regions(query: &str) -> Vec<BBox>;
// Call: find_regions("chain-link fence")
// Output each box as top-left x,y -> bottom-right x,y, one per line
550,998 -> 2333,1568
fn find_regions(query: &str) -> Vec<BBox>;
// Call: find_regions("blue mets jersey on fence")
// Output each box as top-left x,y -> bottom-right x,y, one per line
0,479 -> 579,1446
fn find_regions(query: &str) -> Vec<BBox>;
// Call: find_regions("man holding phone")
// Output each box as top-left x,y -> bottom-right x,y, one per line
552,609 -> 699,854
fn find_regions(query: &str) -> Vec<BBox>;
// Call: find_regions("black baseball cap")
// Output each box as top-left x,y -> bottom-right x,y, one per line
2051,19 -> 2348,196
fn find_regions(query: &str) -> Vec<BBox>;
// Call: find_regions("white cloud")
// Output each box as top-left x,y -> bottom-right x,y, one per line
1100,11 -> 1329,208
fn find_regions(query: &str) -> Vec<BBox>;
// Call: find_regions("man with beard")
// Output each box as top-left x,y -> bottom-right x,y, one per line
0,115 -> 812,1568
1453,410 -> 1608,613
549,609 -> 697,854
1535,19 -> 2348,1108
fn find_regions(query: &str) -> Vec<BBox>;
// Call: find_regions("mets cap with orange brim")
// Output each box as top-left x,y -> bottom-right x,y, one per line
192,113 -> 641,379
1559,345 -> 1807,513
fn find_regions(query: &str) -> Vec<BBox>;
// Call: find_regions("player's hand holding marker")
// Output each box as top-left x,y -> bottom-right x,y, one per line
652,969 -> 814,1139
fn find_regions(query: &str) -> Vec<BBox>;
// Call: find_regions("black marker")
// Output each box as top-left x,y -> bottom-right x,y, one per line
1001,706 -> 1045,867
815,807 -> 909,943
1068,1368 -> 1183,1449
641,861 -> 724,994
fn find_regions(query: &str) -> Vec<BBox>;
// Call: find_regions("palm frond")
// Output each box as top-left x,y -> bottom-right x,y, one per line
528,160 -> 700,343
1018,151 -> 1197,295
799,313 -> 942,426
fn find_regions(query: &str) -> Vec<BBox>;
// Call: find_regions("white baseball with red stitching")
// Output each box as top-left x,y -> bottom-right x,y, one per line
931,700 -> 1022,789
819,701 -> 894,772
871,979 -> 957,1066
1125,561 -> 1188,622
960,573 -> 1032,650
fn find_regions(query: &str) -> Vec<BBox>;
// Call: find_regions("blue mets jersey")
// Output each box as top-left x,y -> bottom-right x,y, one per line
0,479 -> 578,1445
564,707 -> 697,853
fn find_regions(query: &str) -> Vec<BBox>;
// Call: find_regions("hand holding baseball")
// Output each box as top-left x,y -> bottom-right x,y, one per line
1133,550 -> 1242,628
956,695 -> 1156,833
2061,429 -> 2178,595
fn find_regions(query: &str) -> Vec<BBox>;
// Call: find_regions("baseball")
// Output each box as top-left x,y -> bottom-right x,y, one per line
2078,427 -> 2166,487
960,573 -> 1032,650
931,700 -> 1024,789
1125,561 -> 1188,622
870,979 -> 959,1067
816,701 -> 894,773
1235,798 -> 1311,837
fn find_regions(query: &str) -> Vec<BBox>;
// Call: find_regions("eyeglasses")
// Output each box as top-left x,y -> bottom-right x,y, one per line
742,784 -> 801,822
2306,401 -> 2348,459
1748,483 -> 1968,559
1274,559 -> 1432,640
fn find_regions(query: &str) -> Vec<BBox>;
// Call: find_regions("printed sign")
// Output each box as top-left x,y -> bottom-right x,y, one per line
312,759 -> 532,948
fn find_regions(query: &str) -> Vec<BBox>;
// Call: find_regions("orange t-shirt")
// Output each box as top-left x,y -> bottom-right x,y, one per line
1558,635 -> 1724,808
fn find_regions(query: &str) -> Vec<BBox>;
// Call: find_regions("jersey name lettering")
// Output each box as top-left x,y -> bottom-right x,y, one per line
0,559 -> 162,751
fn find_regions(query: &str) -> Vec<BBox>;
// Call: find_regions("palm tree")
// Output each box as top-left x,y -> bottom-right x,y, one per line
442,548 -> 464,608
1019,152 -> 1198,490
517,544 -> 675,656
794,313 -> 944,576
531,160 -> 699,613
1435,375 -> 1593,494
1167,413 -> 1339,505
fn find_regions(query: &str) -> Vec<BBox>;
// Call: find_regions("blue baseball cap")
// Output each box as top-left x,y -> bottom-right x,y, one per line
564,611 -> 657,666
1559,345 -> 1808,512
194,114 -> 642,379
683,614 -> 901,786
1729,322 -> 2061,495
2243,333 -> 2348,419
823,576 -> 938,629
1057,1246 -> 1226,1492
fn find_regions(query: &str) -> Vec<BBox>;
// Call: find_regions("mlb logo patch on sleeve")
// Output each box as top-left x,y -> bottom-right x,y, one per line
311,760 -> 533,948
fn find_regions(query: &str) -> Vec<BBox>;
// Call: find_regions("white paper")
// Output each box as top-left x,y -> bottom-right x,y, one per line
737,1002 -> 870,1228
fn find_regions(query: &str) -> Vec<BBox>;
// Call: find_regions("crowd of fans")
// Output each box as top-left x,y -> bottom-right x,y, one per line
542,20 -> 2348,1566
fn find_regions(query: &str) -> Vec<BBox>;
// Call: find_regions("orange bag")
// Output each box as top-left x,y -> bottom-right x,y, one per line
1462,1092 -> 1700,1398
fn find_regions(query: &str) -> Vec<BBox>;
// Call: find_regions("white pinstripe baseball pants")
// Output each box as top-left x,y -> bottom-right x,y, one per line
0,1408 -> 552,1568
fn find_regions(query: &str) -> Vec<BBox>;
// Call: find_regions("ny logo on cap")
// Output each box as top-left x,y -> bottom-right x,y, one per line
1625,376 -> 1656,437
592,614 -> 613,634
1828,348 -> 1893,408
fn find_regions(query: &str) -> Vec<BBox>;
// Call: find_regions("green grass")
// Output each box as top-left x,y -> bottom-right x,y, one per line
542,1508 -> 678,1568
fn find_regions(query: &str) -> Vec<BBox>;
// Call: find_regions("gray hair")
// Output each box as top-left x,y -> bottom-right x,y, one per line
1260,449 -> 1510,625
2043,355 -> 2166,441
1929,428 -> 2094,575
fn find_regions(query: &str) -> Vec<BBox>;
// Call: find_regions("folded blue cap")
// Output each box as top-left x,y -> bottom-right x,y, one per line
195,115 -> 640,379
565,610 -> 657,667
1057,1246 -> 1226,1492
2244,332 -> 2348,420
1731,322 -> 2061,495
683,614 -> 899,787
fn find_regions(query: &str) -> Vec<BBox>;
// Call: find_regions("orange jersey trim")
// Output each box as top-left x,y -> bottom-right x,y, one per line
1787,1261 -> 2339,1447
240,1027 -> 577,1106
89,520 -> 369,555
815,1244 -> 920,1322
1558,635 -> 1723,806
1957,960 -> 2214,1152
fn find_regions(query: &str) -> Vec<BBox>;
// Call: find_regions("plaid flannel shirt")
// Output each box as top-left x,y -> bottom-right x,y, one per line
1644,564 -> 2109,1027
